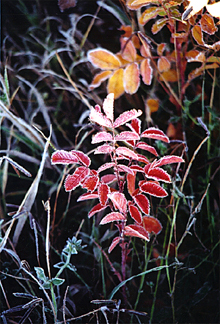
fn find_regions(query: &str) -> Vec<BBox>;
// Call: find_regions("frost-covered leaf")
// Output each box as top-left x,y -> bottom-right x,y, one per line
115,131 -> 140,141
89,70 -> 112,90
98,182 -> 110,206
109,192 -> 127,214
127,0 -> 158,10
121,38 -> 137,62
155,155 -> 184,167
77,192 -> 99,202
51,150 -> 78,165
143,216 -> 162,234
137,153 -> 150,164
124,63 -> 140,94
134,194 -> 150,215
100,212 -> 125,225
124,224 -> 150,241
192,25 -> 204,46
152,18 -> 168,34
141,127 -> 169,143
200,13 -> 218,35
127,118 -> 141,135
140,58 -> 153,85
108,236 -> 121,253
101,174 -> 117,184
103,93 -> 114,121
157,56 -> 171,72
90,107 -> 112,127
88,203 -> 108,218
140,181 -> 168,197
107,68 -> 125,99
98,162 -> 115,173
136,142 -> 158,156
118,164 -> 134,175
94,144 -> 114,155
65,167 -> 90,192
139,6 -> 163,25
127,172 -> 136,196
81,176 -> 99,192
129,203 -> 142,223
88,48 -> 121,69
92,131 -> 113,144
147,167 -> 171,183
114,109 -> 142,128
116,147 -> 139,160
71,150 -> 91,167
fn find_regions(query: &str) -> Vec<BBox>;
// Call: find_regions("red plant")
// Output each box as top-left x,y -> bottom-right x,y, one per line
51,93 -> 184,289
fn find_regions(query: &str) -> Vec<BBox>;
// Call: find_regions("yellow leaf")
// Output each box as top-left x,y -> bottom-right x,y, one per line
121,39 -> 137,62
107,69 -> 124,99
89,70 -> 112,90
151,18 -> 168,35
88,48 -> 121,70
124,63 -> 140,94
127,0 -> 159,10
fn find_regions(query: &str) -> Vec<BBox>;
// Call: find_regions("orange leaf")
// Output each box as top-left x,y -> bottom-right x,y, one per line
124,63 -> 140,94
107,68 -> 124,99
159,69 -> 178,82
157,43 -> 166,56
140,58 -> 153,85
200,13 -> 218,35
192,25 -> 204,46
157,56 -> 171,72
121,39 -> 137,62
151,18 -> 168,35
186,50 -> 205,63
127,0 -> 158,10
88,48 -> 121,70
146,98 -> 159,114
139,6 -> 162,25
89,70 -> 112,90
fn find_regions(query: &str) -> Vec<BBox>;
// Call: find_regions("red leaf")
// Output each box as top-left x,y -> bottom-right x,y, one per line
129,204 -> 142,223
128,118 -> 141,135
51,150 -> 78,165
124,224 -> 150,241
92,131 -> 113,144
103,93 -> 114,122
81,176 -> 99,192
108,236 -> 121,253
98,162 -> 115,173
136,142 -> 158,156
113,109 -> 142,128
140,181 -> 168,197
109,192 -> 127,214
134,194 -> 150,215
141,127 -> 169,143
77,192 -> 99,201
88,203 -> 108,218
98,182 -> 110,206
147,167 -> 171,183
65,167 -> 90,192
137,153 -> 150,164
115,131 -> 140,141
143,216 -> 162,234
118,164 -> 134,175
155,155 -> 184,167
116,147 -> 138,160
94,144 -> 114,155
71,150 -> 91,167
130,165 -> 144,172
90,107 -> 112,128
101,174 -> 117,184
100,212 -> 125,225
127,172 -> 136,196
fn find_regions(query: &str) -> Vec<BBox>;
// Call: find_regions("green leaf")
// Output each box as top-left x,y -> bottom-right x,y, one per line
34,267 -> 48,283
51,278 -> 65,286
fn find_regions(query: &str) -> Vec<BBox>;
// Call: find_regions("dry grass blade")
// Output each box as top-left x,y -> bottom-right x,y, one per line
12,129 -> 51,246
